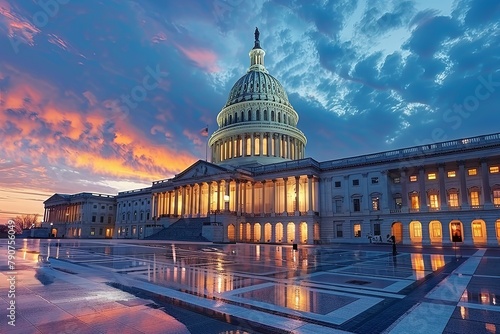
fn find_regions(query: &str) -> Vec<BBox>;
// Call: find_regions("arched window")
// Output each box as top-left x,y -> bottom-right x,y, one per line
278,112 -> 281,123
271,110 -> 275,121
234,112 -> 238,123
229,114 -> 232,124
248,110 -> 252,121
241,111 -> 245,122
284,114 -> 287,124
256,110 -> 260,120
264,110 -> 268,120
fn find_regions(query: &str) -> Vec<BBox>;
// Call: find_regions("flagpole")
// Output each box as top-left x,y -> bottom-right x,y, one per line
205,125 -> 208,162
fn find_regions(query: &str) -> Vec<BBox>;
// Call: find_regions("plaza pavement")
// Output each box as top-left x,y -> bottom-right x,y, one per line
0,239 -> 499,334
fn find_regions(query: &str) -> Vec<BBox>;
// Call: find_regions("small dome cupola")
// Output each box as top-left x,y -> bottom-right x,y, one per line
249,27 -> 267,73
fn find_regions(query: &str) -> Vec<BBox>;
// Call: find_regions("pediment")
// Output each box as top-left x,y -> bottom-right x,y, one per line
173,160 -> 231,182
43,193 -> 70,205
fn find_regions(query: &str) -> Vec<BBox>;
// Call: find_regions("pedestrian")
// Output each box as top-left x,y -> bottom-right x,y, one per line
391,235 -> 397,255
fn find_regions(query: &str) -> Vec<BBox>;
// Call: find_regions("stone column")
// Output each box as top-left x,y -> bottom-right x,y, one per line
287,135 -> 291,159
251,133 -> 255,157
343,175 -> 350,213
259,133 -> 263,156
174,187 -> 179,216
262,180 -> 266,214
295,176 -> 300,214
486,220 -> 498,245
207,182 -> 212,214
235,180 -> 240,216
242,135 -> 247,156
283,177 -> 288,214
251,181 -> 255,215
308,175 -> 313,213
400,169 -> 408,210
225,180 -> 230,211
242,181 -> 247,214
438,164 -> 447,210
197,183 -> 202,217
271,179 -> 276,216
181,186 -> 187,216
419,167 -> 427,211
190,185 -> 194,217
421,221 -> 430,245
267,133 -> 272,156
216,181 -> 221,212
458,161 -> 469,209
481,159 -> 492,207
274,134 -> 279,157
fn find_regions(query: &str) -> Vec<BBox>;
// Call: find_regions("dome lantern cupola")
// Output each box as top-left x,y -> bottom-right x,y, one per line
208,28 -> 307,167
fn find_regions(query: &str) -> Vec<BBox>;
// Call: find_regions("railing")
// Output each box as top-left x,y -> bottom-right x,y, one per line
428,207 -> 441,212
390,209 -> 402,213
448,206 -> 462,210
409,208 -> 420,213
471,205 -> 484,210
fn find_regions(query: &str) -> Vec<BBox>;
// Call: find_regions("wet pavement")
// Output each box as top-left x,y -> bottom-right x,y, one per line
0,239 -> 499,333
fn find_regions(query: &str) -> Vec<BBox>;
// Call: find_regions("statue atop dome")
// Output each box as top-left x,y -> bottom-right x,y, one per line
253,27 -> 261,49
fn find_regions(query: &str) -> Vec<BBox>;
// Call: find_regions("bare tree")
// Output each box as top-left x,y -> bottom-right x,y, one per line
11,214 -> 41,230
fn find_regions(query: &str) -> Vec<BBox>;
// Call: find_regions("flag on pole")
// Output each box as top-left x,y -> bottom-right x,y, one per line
200,126 -> 208,137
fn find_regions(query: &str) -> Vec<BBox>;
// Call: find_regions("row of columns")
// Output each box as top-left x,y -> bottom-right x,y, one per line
212,132 -> 304,163
45,203 -> 81,223
234,221 -> 316,243
152,176 -> 318,219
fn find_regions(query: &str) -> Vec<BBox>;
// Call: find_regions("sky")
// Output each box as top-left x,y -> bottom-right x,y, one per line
0,0 -> 499,222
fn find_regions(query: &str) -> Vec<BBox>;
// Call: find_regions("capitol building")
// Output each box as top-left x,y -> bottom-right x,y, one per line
44,29 -> 500,246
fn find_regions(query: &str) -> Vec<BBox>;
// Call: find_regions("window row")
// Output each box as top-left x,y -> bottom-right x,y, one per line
121,211 -> 151,221
91,215 -> 113,224
222,109 -> 295,126
118,200 -> 150,208
405,166 -> 499,182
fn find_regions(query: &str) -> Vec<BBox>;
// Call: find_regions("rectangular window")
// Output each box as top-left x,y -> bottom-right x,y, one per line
334,181 -> 341,188
100,216 -> 104,223
101,205 -> 105,210
353,224 -> 361,238
92,215 -> 96,223
99,228 -> 103,235
352,179 -> 359,186
410,194 -> 419,209
413,224 -> 422,237
371,177 -> 379,184
447,171 -> 456,178
372,197 -> 380,211
427,173 -> 437,180
353,198 -> 361,212
429,194 -> 439,209
471,191 -> 480,206
493,190 -> 500,205
410,175 -> 417,182
449,193 -> 459,207
431,222 -> 441,238
132,226 -> 137,235
468,168 -> 477,176
90,228 -> 95,236
395,197 -> 402,209
107,216 -> 112,224
335,200 -> 342,213
373,223 -> 381,236
262,137 -> 268,155
472,222 -> 482,237
490,166 -> 499,174
393,177 -> 400,184
336,223 -> 343,238
254,137 -> 260,155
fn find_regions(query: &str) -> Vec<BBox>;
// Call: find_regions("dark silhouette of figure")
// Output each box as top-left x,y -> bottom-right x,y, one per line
390,235 -> 397,255
255,27 -> 260,41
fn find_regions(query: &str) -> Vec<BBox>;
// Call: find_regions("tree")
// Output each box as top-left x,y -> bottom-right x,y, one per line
11,214 -> 41,230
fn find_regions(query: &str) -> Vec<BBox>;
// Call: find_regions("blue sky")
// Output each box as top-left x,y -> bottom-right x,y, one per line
0,0 -> 499,219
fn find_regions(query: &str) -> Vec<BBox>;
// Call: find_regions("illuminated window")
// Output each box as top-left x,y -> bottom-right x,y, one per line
429,194 -> 439,209
395,197 -> 402,209
90,228 -> 95,236
246,137 -> 251,155
353,224 -> 361,237
372,197 -> 380,211
431,222 -> 441,237
490,166 -> 499,173
468,168 -> 477,176
449,193 -> 459,207
410,175 -> 417,182
447,171 -> 456,178
410,193 -> 420,209
413,222 -> 422,237
255,137 -> 260,155
428,173 -> 437,180
472,222 -> 483,237
494,190 -> 500,205
262,137 -> 268,155
470,191 -> 480,206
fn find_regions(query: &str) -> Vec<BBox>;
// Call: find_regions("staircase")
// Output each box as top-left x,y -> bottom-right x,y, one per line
145,217 -> 209,241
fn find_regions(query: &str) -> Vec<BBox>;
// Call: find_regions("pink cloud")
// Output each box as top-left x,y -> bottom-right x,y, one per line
177,45 -> 220,73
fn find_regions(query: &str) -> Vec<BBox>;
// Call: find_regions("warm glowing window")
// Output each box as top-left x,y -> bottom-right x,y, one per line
470,191 -> 480,206
447,171 -> 456,178
428,173 -> 437,180
449,193 -> 459,207
255,137 -> 260,155
353,224 -> 361,237
372,197 -> 380,211
490,166 -> 499,173
468,168 -> 477,176
233,139 -> 237,157
90,228 -> 95,236
496,221 -> 500,238
472,222 -> 483,237
493,190 -> 500,205
413,223 -> 422,237
431,222 -> 441,237
238,138 -> 243,157
410,194 -> 420,209
429,194 -> 439,208
262,137 -> 268,155
246,137 -> 251,155
410,175 -> 417,182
